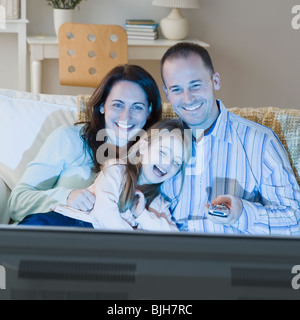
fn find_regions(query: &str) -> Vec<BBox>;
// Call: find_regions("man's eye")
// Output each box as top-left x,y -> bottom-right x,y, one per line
191,83 -> 203,90
171,88 -> 182,95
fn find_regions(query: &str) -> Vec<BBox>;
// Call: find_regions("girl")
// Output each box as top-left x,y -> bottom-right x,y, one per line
51,119 -> 192,231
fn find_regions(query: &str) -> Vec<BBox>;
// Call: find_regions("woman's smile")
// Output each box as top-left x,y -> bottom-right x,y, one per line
115,121 -> 135,130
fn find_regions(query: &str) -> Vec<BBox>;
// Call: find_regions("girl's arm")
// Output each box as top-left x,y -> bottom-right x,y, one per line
133,192 -> 178,232
91,163 -> 134,231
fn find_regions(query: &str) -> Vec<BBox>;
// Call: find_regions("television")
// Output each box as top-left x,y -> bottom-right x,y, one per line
1,225 -> 300,300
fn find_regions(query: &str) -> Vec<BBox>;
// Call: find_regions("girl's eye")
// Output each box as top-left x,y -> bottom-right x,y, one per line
160,150 -> 166,156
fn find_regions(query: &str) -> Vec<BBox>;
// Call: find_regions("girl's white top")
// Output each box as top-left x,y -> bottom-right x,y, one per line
52,160 -> 178,232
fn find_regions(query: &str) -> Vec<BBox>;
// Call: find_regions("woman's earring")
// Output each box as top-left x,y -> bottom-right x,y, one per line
147,103 -> 152,118
100,105 -> 104,114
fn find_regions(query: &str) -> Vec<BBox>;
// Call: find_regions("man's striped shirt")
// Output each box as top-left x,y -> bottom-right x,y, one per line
161,100 -> 300,235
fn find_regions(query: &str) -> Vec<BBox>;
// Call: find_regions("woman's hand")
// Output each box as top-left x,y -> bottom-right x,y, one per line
67,189 -> 96,212
132,190 -> 146,218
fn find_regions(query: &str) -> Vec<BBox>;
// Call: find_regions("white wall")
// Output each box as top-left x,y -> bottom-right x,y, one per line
191,0 -> 300,110
0,0 -> 299,109
0,34 -> 18,90
26,0 -> 169,98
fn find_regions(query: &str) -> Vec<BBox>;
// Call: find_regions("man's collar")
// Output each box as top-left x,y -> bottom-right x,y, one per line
182,100 -> 232,143
208,99 -> 232,143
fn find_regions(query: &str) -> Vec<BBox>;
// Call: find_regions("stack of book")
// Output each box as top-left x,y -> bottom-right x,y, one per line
125,19 -> 159,41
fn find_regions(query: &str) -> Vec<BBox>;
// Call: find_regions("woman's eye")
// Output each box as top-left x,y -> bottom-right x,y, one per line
131,105 -> 145,111
112,103 -> 123,109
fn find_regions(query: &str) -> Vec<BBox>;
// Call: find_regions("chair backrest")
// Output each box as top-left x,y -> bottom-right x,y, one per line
58,23 -> 128,88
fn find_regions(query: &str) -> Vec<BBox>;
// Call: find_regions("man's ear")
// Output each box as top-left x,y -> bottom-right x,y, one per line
139,139 -> 148,155
212,72 -> 221,91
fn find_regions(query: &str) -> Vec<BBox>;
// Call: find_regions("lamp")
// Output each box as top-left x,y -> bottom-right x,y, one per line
152,0 -> 199,40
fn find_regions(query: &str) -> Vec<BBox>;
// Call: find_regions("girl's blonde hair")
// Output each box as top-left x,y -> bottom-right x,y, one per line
118,118 -> 192,213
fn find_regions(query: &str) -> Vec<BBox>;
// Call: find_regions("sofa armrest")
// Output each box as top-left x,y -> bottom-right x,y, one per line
0,178 -> 11,224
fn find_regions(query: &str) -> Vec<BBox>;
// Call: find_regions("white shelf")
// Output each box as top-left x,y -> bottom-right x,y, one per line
27,35 -> 210,93
2,19 -> 28,24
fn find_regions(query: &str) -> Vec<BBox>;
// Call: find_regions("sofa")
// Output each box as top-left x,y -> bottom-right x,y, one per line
1,89 -> 299,224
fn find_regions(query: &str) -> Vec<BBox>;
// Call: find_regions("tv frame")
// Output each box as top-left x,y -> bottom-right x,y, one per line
1,225 -> 300,300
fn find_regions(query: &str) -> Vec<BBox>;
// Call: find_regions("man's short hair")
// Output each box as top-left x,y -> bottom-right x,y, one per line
161,42 -> 215,83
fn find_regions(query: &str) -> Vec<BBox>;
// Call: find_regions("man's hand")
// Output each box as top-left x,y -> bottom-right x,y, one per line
67,189 -> 96,212
205,194 -> 243,225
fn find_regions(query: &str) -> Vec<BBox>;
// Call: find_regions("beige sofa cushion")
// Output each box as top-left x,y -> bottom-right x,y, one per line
77,96 -> 300,185
229,107 -> 300,185
77,95 -> 92,122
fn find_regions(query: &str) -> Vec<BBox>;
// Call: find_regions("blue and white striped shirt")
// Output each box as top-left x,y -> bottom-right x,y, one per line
161,100 -> 300,235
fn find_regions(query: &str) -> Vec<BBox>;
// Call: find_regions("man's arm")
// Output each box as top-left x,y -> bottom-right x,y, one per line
207,135 -> 300,235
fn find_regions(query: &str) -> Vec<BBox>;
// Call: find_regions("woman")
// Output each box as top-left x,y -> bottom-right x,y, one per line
10,64 -> 162,225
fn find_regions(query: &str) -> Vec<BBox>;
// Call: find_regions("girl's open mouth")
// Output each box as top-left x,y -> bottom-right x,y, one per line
153,165 -> 167,177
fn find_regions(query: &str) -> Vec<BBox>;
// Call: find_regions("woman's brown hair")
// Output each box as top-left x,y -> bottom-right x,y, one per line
79,64 -> 162,172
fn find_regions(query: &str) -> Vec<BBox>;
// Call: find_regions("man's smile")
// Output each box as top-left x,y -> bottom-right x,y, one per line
182,101 -> 204,112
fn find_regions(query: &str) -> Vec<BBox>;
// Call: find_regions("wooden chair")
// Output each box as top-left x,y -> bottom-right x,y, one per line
58,23 -> 128,88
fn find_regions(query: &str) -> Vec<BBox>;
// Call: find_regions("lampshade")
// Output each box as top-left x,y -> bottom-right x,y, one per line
152,0 -> 199,9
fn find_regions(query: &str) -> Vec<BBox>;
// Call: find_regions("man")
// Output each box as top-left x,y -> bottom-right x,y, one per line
160,42 -> 300,235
